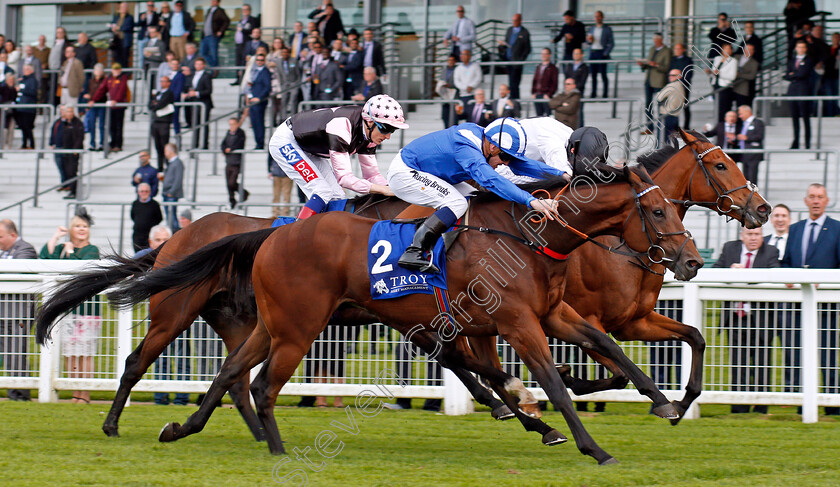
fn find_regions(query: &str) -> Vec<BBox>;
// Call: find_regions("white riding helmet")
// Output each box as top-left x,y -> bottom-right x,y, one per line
362,94 -> 409,130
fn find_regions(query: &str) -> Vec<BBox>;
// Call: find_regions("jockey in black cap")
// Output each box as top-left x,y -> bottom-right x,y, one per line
566,126 -> 610,175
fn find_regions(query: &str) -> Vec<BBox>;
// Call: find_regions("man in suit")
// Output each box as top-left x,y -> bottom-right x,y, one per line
550,78 -> 582,129
137,1 -> 160,70
669,43 -> 694,128
708,13 -> 736,59
246,54 -> 271,150
288,21 -> 307,60
443,5 -> 476,58
497,13 -> 530,100
765,204 -> 792,261
245,27 -> 269,60
734,105 -> 764,184
490,83 -> 520,120
702,110 -> 741,150
733,44 -> 760,108
455,88 -> 492,127
782,184 -> 840,415
275,46 -> 301,120
199,0 -> 230,67
59,45 -> 84,107
554,10 -> 586,60
714,227 -> 779,414
586,10 -> 614,98
184,57 -> 213,149
17,45 -> 43,90
143,26 -> 167,95
167,0 -> 195,62
785,39 -> 814,149
74,33 -> 98,71
313,46 -> 344,101
160,143 -> 185,232
564,48 -> 589,98
350,67 -> 383,102
309,3 -> 345,45
739,21 -> 764,65
149,75 -> 175,170
361,29 -> 386,76
0,219 -> 37,401
532,47 -> 558,117
638,33 -> 672,133
233,3 -> 260,85
342,38 -> 364,100
182,42 -> 198,72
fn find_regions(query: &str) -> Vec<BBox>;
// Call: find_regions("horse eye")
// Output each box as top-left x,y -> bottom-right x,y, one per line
715,163 -> 726,170
653,209 -> 665,218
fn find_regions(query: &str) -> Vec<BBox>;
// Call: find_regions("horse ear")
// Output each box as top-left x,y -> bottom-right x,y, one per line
678,128 -> 696,145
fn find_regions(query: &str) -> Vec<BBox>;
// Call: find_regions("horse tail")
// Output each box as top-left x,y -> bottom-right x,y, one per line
35,248 -> 161,345
105,226 -> 278,315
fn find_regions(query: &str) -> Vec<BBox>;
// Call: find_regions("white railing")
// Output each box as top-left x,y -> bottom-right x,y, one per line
1,262 -> 839,423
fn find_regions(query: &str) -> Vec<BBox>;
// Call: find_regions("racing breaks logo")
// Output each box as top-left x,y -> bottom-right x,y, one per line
410,170 -> 450,196
280,144 -> 319,183
373,279 -> 389,294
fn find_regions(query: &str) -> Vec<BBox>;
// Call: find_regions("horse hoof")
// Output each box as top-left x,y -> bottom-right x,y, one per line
651,403 -> 680,420
491,405 -> 515,421
542,429 -> 568,446
519,402 -> 543,419
599,457 -> 619,465
158,422 -> 180,442
102,425 -> 120,438
669,401 -> 686,426
255,430 -> 268,442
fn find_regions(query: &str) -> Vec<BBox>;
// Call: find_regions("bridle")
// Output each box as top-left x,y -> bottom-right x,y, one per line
668,142 -> 759,224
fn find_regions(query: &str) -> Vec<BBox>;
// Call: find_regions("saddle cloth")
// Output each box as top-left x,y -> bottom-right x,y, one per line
270,199 -> 350,227
367,221 -> 448,300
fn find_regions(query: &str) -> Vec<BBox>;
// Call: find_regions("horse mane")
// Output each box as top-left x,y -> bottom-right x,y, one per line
636,130 -> 712,174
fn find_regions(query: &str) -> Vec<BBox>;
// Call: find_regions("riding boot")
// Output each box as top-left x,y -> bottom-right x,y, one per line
296,194 -> 327,220
398,208 -> 456,273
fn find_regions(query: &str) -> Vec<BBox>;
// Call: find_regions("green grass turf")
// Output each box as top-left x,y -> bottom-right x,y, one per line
2,401 -> 838,486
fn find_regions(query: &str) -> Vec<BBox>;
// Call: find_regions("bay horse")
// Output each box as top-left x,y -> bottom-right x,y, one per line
102,163 -> 702,464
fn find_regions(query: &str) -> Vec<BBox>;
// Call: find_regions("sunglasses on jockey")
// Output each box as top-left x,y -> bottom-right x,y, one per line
366,104 -> 399,135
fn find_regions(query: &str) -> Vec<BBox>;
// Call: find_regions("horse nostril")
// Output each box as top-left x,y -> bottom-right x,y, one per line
687,260 -> 703,270
757,204 -> 770,215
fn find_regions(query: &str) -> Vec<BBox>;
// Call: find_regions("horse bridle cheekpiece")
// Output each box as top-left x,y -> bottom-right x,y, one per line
670,142 -> 758,224
628,184 -> 694,266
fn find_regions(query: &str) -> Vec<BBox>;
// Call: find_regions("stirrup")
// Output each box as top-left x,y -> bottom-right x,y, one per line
398,248 -> 440,274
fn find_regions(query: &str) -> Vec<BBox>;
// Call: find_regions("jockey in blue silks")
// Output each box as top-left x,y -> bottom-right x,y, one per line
387,117 -> 564,273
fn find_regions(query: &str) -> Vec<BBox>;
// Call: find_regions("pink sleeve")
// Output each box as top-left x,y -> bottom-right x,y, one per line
330,150 -> 372,194
358,154 -> 388,186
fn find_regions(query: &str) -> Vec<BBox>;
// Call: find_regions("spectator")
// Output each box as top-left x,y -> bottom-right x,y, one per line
137,1 -> 160,70
785,39 -> 814,149
455,87 -> 492,126
638,33 -> 671,133
246,54 -> 270,150
707,43 -> 737,122
735,105 -> 764,185
329,38 -> 346,64
301,40 -> 323,101
0,73 -> 16,148
157,51 -> 177,91
497,13 -> 530,100
765,203 -> 791,261
240,44 -> 268,101
586,10 -> 613,99
143,26 -> 166,91
532,47 -> 559,117
14,63 -> 37,149
61,106 -> 84,199
0,51 -> 13,76
233,3 -> 260,85
158,2 -> 173,48
48,106 -> 78,199
825,33 -> 840,117
132,150 -> 159,197
713,227 -> 779,414
782,183 -> 840,416
5,41 -> 20,68
351,67 -> 383,102
91,63 -> 129,152
17,45 -> 43,91
110,2 -> 135,67
309,3 -> 345,45
563,48 -> 589,97
314,45 -> 344,101
342,38 -> 364,100
131,182 -> 163,251
182,41 -> 198,71
702,110 -> 740,150
669,43 -> 694,129
184,57 -> 213,149
149,77 -> 174,170
785,1 -> 817,52
361,28 -> 386,76
739,21 -> 764,65
289,21 -> 306,59
708,13 -> 735,60
167,58 -> 185,134
74,33 -> 97,71
491,83 -> 520,120
550,78 -> 581,129
160,143 -> 184,232
453,49 -> 482,105
734,44 -> 760,108
245,27 -> 269,62
443,5 -> 476,58
58,45 -> 84,107
40,208 -> 100,405
199,0 -> 230,67
437,54 -> 459,128
0,219 -> 37,401
167,1 -> 195,62
554,10 -> 586,60
656,69 -> 685,147
33,35 -> 50,103
810,25 -> 831,108
178,209 -> 192,229
269,153 -> 293,217
135,224 -> 170,259
274,46 -> 301,122
48,27 -> 69,78
222,114 -> 247,208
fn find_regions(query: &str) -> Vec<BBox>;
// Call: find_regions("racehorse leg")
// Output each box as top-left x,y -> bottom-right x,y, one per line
158,321 -> 272,444
500,317 -> 616,464
555,350 -> 630,395
613,312 -> 706,425
467,335 -> 542,419
545,303 -> 678,420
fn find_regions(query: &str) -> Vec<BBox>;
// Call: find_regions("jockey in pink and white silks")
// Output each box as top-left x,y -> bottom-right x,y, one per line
268,94 -> 409,219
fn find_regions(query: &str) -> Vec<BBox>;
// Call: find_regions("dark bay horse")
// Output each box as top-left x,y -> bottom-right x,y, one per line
101,164 -> 702,464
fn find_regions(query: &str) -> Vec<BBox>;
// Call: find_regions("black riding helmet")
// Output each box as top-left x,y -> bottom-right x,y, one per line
566,126 -> 610,175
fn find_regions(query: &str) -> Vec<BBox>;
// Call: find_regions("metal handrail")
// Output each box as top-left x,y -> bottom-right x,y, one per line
753,95 -> 840,150
0,104 -> 55,158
